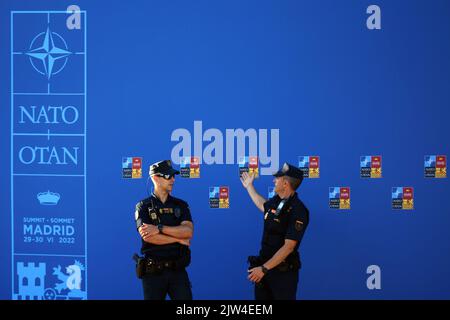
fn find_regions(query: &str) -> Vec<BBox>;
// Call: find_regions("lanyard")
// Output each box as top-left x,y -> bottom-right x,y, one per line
148,199 -> 161,224
274,199 -> 288,216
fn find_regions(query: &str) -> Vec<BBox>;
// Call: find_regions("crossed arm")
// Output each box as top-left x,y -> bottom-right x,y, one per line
139,221 -> 193,246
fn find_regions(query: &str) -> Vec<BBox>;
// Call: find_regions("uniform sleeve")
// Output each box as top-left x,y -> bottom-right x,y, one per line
285,205 -> 308,242
180,203 -> 193,223
134,202 -> 145,230
263,196 -> 277,213
263,200 -> 271,213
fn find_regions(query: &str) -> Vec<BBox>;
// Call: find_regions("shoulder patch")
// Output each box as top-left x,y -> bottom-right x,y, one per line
295,220 -> 304,232
135,209 -> 139,221
136,197 -> 152,210
135,201 -> 143,210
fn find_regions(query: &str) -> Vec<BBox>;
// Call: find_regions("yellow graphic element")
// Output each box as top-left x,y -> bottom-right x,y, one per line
219,198 -> 229,209
249,167 -> 259,178
340,198 -> 350,210
132,168 -> 142,179
371,167 -> 382,178
309,168 -> 320,178
436,167 -> 446,178
402,199 -> 414,210
190,167 -> 200,178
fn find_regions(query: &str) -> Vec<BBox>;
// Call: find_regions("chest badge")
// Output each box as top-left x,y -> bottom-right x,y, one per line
150,212 -> 157,220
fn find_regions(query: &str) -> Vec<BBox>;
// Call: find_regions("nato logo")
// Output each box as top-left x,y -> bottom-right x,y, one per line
360,155 -> 382,178
209,186 -> 229,209
329,187 -> 350,210
425,155 -> 446,178
180,156 -> 200,178
12,11 -> 85,93
26,27 -> 71,79
392,187 -> 414,210
298,156 -> 319,178
239,156 -> 259,178
122,157 -> 142,179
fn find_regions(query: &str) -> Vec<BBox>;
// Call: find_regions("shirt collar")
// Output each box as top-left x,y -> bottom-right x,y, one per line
151,192 -> 173,205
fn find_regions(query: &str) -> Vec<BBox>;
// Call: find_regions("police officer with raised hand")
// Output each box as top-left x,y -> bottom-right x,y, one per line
134,160 -> 194,300
240,162 -> 309,300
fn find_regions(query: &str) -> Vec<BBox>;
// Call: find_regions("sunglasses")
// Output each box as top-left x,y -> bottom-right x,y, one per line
154,173 -> 175,180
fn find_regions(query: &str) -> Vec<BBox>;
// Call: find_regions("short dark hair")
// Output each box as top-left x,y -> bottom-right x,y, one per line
283,176 -> 302,190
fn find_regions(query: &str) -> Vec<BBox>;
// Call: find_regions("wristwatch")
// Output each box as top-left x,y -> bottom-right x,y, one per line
157,224 -> 163,234
261,265 -> 269,275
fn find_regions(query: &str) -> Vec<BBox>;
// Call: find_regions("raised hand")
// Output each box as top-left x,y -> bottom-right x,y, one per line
240,172 -> 255,189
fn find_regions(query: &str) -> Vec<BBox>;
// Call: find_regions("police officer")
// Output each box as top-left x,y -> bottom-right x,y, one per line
240,162 -> 309,300
134,160 -> 194,300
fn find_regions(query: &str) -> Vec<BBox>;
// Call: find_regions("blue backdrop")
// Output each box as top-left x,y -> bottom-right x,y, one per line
1,0 -> 449,299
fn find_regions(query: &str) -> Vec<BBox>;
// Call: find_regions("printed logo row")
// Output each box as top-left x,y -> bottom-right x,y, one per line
122,155 -> 447,179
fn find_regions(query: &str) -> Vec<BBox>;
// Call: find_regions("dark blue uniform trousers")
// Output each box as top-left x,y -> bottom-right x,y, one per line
142,268 -> 192,300
255,269 -> 299,300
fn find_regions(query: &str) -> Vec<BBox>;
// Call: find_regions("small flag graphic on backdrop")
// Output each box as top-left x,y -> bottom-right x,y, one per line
299,156 -> 320,178
180,156 -> 200,178
122,157 -> 142,179
209,186 -> 229,209
392,187 -> 414,210
239,156 -> 259,178
424,155 -> 446,178
329,187 -> 350,210
360,155 -> 382,178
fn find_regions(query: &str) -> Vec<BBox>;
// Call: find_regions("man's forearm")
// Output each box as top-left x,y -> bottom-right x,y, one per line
263,243 -> 295,270
162,225 -> 193,239
246,185 -> 266,212
144,234 -> 181,245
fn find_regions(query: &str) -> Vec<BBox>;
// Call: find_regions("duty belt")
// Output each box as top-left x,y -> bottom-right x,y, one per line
144,257 -> 186,274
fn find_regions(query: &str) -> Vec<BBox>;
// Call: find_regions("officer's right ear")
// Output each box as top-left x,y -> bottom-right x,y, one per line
151,175 -> 159,185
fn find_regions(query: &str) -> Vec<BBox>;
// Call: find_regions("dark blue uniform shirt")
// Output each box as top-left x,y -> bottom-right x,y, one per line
260,192 -> 309,264
135,193 -> 192,260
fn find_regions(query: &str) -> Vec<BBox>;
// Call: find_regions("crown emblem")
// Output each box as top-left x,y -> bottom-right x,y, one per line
37,191 -> 61,205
